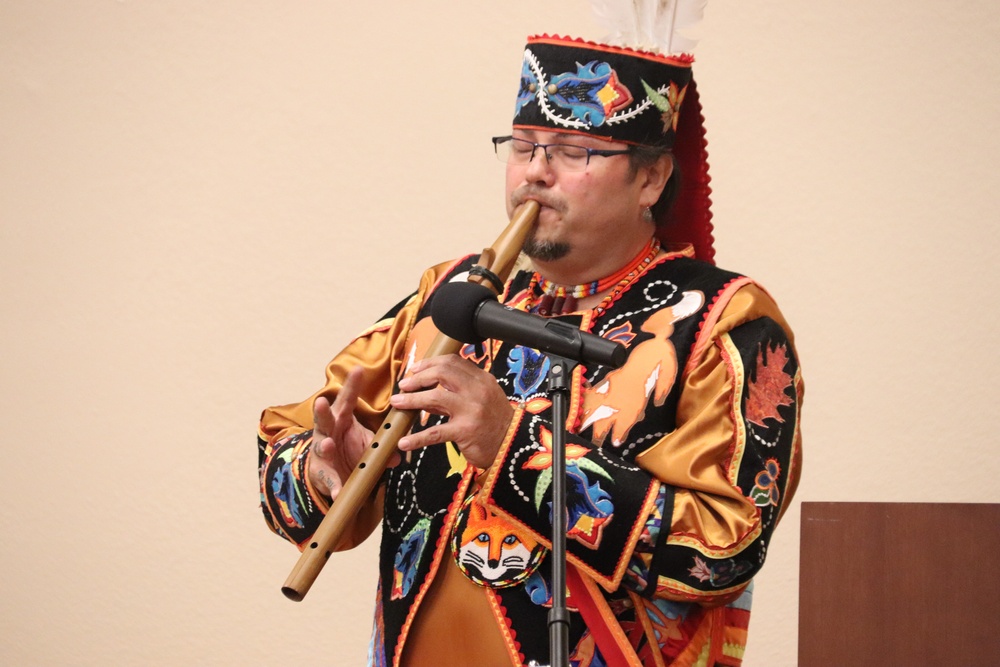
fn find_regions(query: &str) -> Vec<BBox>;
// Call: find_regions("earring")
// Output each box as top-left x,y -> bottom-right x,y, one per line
642,206 -> 654,223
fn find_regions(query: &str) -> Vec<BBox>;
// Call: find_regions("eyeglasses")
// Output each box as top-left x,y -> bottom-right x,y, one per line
492,135 -> 632,172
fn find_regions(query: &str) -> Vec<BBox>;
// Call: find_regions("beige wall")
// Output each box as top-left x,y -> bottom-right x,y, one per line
3,1 -> 999,665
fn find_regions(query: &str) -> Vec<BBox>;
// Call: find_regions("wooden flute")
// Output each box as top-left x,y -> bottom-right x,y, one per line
282,199 -> 540,601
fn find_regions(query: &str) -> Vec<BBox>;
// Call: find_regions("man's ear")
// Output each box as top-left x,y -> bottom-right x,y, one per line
639,153 -> 674,207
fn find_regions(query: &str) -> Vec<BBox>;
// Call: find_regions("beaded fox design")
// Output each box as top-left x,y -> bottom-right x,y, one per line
580,290 -> 705,446
456,499 -> 542,586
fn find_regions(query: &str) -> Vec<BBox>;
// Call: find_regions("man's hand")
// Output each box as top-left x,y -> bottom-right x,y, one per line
390,355 -> 514,470
309,367 -> 392,500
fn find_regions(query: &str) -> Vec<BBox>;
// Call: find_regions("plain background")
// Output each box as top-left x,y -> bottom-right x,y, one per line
3,1 -> 999,665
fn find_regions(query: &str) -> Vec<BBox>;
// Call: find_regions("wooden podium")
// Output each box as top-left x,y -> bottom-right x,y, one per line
798,502 -> 1000,665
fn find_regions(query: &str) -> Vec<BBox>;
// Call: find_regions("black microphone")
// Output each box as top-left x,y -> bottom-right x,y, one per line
431,281 -> 627,368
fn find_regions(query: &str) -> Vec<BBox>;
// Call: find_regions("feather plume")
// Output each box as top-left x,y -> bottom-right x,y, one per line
588,0 -> 708,56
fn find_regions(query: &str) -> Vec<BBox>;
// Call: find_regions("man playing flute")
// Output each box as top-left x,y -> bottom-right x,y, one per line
259,26 -> 802,667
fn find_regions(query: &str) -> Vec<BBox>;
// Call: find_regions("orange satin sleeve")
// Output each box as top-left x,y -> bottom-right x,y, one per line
636,283 -> 801,560
258,257 -> 467,551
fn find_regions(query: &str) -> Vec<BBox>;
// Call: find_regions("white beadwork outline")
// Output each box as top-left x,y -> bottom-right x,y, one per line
523,48 -> 668,132
383,444 -> 448,535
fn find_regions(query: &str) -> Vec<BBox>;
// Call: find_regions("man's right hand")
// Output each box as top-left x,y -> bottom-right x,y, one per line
309,367 -> 393,501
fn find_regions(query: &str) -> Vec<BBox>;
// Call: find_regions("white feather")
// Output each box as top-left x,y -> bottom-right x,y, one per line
639,0 -> 659,47
657,0 -> 708,55
588,0 -> 708,55
587,0 -> 633,46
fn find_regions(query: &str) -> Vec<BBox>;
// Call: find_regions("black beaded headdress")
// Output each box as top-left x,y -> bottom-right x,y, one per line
509,1 -> 716,263
514,35 -> 693,149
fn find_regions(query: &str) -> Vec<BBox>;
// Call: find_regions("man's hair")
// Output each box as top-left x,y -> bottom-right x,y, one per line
628,145 -> 680,227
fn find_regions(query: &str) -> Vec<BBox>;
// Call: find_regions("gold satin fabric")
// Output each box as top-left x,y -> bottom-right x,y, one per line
259,254 -> 803,659
401,556 -> 513,666
259,263 -> 456,550
637,283 -> 802,567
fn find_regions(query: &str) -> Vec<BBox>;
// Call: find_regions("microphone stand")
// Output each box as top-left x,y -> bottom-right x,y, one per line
431,288 -> 626,667
545,355 -> 576,667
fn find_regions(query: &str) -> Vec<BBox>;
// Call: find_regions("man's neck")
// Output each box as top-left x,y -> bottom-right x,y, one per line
528,235 -> 657,287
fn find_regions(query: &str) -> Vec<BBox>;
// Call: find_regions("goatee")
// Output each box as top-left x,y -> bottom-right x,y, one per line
511,188 -> 569,261
522,232 -> 570,261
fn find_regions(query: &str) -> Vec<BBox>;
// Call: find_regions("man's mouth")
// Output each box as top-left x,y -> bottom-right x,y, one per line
513,187 -> 562,214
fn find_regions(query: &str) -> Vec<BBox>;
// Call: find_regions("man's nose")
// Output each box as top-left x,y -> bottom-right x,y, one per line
523,146 -> 556,183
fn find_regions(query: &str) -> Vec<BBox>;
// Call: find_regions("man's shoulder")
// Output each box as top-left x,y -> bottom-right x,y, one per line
623,255 -> 786,328
644,255 -> 746,291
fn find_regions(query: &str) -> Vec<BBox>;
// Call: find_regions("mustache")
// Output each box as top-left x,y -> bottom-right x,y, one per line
510,186 -> 565,213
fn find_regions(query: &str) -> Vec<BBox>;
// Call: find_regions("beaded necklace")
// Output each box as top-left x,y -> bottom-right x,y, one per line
529,238 -> 661,316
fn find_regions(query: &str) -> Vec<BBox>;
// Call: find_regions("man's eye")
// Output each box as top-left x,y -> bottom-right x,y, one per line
553,145 -> 588,160
510,141 -> 534,154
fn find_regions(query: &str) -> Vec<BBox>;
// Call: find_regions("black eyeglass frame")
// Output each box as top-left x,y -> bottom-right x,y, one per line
491,135 -> 633,169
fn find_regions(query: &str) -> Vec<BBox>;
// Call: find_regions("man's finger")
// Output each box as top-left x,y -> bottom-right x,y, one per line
390,385 -> 456,416
398,355 -> 474,393
398,425 -> 448,453
332,367 -> 364,419
312,435 -> 332,459
313,395 -> 334,435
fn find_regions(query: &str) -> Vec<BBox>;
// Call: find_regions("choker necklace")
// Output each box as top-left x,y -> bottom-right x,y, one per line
530,238 -> 661,316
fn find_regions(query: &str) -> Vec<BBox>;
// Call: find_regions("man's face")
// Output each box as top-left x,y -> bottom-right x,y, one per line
504,129 -> 669,283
